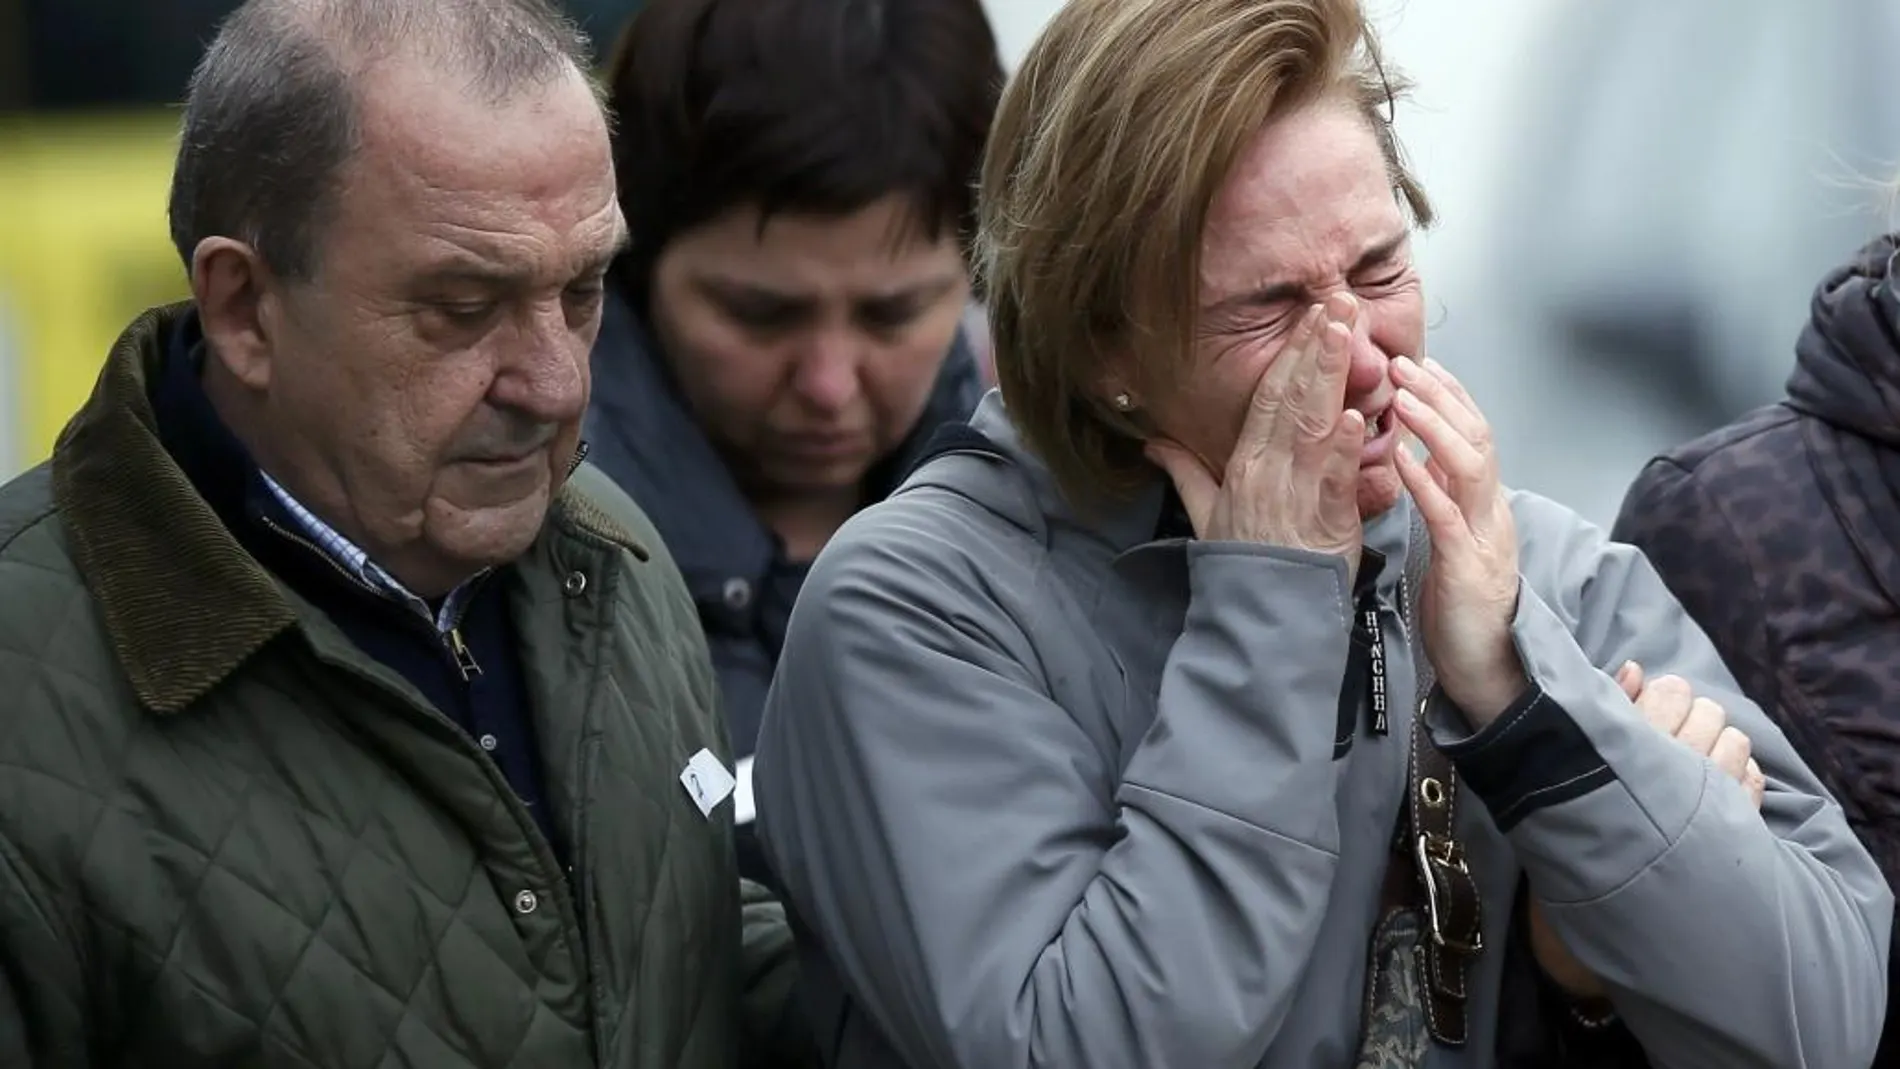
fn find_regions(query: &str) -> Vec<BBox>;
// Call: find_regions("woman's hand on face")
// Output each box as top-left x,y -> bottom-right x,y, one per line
1389,355 -> 1528,727
1145,293 -> 1367,581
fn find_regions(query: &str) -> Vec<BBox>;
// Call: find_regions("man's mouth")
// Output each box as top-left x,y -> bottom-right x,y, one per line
465,448 -> 545,471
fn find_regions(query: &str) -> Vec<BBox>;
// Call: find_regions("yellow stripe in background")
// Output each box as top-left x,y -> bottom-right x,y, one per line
0,111 -> 190,467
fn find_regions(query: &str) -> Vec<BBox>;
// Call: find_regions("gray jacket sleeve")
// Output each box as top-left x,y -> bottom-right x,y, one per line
754,514 -> 1357,1069
1430,491 -> 1892,1069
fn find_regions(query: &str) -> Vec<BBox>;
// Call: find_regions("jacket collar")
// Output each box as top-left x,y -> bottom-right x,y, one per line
583,288 -> 986,601
51,302 -> 641,715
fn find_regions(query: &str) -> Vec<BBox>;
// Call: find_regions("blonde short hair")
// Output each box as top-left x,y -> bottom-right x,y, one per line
978,0 -> 1432,506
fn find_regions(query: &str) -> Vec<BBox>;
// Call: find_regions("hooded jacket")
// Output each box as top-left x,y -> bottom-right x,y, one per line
755,390 -> 1890,1069
1616,233 -> 1900,1064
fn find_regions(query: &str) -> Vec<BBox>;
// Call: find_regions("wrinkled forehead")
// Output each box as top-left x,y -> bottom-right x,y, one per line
1200,101 -> 1407,290
322,57 -> 623,282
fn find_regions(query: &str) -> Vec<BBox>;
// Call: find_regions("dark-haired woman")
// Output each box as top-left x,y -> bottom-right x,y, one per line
584,0 -> 1002,882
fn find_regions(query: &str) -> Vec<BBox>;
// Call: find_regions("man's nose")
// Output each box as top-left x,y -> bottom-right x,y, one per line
492,305 -> 588,420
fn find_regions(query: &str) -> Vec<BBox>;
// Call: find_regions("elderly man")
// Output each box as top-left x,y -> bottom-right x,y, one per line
0,1 -> 809,1066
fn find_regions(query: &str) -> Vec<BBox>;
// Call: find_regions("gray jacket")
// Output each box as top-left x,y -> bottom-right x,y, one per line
753,392 -> 1891,1069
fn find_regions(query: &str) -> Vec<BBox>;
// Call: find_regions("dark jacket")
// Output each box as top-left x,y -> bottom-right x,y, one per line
582,289 -> 984,877
150,311 -> 565,854
0,304 -> 812,1068
1614,234 -> 1900,1064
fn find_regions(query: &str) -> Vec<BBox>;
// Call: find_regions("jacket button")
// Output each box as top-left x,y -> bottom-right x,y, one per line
479,733 -> 498,752
722,577 -> 752,610
514,889 -> 538,915
563,571 -> 588,597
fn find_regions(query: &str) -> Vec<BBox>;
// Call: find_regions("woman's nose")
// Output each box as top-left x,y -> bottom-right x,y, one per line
1344,307 -> 1388,396
792,331 -> 862,413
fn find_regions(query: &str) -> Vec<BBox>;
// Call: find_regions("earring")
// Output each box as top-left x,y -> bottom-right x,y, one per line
1112,392 -> 1134,412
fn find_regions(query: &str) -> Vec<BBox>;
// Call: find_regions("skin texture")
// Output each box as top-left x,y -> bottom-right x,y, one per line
194,55 -> 628,597
1134,96 -> 1525,726
1389,354 -> 1528,722
1136,96 -> 1422,522
648,194 -> 969,560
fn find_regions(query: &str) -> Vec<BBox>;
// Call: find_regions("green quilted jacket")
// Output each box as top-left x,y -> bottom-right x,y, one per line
0,305 -> 812,1068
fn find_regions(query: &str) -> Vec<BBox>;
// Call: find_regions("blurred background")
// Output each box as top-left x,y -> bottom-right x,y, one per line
2,0 -> 1896,525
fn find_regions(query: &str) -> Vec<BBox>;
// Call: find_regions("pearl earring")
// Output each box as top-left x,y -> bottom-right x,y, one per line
1112,392 -> 1134,412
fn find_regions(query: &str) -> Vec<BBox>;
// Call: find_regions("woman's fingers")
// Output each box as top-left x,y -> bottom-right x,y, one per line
1395,443 -> 1464,540
1616,660 -> 1645,702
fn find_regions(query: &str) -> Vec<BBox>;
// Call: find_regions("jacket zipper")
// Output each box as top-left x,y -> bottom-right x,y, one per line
261,546 -> 572,880
257,514 -> 488,680
446,627 -> 482,678
257,514 -> 377,592
268,449 -> 604,1045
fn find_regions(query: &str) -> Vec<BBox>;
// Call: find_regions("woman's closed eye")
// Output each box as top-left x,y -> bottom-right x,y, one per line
1353,264 -> 1413,293
1202,303 -> 1299,341
857,298 -> 927,334
719,296 -> 808,332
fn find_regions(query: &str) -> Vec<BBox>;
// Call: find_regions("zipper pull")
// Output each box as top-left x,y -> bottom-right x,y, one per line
447,627 -> 483,680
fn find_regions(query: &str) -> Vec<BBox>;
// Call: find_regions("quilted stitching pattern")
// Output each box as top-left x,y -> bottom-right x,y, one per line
0,464 -> 757,1068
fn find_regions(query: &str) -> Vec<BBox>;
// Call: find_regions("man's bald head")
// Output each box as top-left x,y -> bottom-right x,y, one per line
167,0 -> 600,280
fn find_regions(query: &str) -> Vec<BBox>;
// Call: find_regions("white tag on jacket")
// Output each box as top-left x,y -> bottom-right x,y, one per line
680,749 -> 737,818
732,755 -> 757,826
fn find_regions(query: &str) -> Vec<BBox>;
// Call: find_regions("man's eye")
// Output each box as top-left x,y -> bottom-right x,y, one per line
437,301 -> 496,326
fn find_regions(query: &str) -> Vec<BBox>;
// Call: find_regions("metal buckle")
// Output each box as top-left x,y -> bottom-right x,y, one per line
1415,833 -> 1483,954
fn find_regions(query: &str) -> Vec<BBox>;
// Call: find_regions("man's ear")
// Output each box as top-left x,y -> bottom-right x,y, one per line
190,237 -> 280,391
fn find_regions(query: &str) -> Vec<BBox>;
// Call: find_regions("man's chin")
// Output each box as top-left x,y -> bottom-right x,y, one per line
428,492 -> 554,573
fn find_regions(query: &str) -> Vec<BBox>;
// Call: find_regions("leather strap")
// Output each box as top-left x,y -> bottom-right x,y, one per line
1400,507 -> 1484,1047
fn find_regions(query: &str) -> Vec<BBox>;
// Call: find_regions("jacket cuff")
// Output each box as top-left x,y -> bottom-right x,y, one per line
1431,686 -> 1615,832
